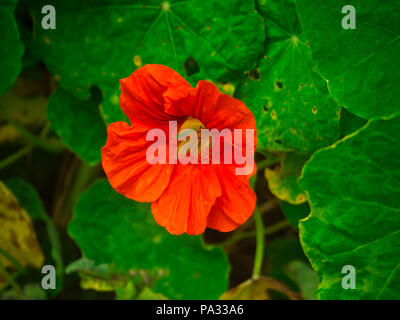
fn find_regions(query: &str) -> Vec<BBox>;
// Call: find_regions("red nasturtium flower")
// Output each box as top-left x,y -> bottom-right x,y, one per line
102,64 -> 257,235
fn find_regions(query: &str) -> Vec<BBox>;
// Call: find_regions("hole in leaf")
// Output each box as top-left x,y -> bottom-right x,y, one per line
184,56 -> 200,76
275,79 -> 283,89
90,86 -> 103,105
249,68 -> 261,80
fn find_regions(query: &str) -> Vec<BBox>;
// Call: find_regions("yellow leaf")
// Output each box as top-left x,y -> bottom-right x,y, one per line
0,181 -> 44,272
219,276 -> 300,300
265,152 -> 308,204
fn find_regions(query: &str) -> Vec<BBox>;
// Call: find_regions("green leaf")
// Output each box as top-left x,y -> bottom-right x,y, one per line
68,179 -> 229,299
4,178 -> 64,294
295,0 -> 400,119
5,178 -> 46,220
65,257 -> 97,274
266,238 -> 309,291
238,0 -> 340,154
0,181 -> 44,271
280,201 -> 309,231
1,283 -> 46,300
0,0 -> 23,94
47,88 -> 107,165
29,0 -> 265,124
136,286 -> 167,300
265,152 -> 308,204
299,113 -> 400,299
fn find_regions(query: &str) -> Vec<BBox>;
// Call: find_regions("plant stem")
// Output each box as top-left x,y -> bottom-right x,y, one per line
0,145 -> 33,171
41,213 -> 64,294
252,207 -> 264,278
3,115 -> 64,153
220,219 -> 291,247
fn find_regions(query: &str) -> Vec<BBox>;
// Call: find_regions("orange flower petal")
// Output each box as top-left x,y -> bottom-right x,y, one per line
165,80 -> 256,132
151,164 -> 222,235
120,64 -> 191,124
207,165 -> 256,232
102,121 -> 174,202
166,80 -> 257,177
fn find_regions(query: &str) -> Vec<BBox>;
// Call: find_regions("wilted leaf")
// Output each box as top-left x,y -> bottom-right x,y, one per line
136,286 -> 168,300
265,152 -> 308,204
0,181 -> 44,271
220,276 -> 300,300
4,179 -> 63,293
0,87 -> 47,128
300,113 -> 400,299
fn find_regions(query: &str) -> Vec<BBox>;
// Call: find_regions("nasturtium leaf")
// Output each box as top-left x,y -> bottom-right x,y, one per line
237,0 -> 340,154
295,0 -> 400,119
5,178 -> 46,220
4,178 -> 64,293
219,276 -> 299,300
0,82 -> 47,128
68,179 -> 229,299
299,113 -> 400,299
280,201 -> 309,231
0,0 -> 23,94
1,283 -> 46,300
0,181 -> 44,271
47,88 -> 107,165
65,257 -> 97,274
28,0 -> 265,124
136,287 -> 168,300
265,152 -> 308,204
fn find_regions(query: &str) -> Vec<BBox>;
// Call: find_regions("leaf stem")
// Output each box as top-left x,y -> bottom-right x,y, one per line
2,115 -> 64,153
220,219 -> 291,247
0,145 -> 33,171
252,207 -> 264,278
41,213 -> 64,294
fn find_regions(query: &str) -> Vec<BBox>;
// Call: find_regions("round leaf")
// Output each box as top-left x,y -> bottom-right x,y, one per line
29,0 -> 265,124
68,179 -> 229,299
238,0 -> 340,154
296,0 -> 400,119
0,0 -> 23,94
300,113 -> 400,299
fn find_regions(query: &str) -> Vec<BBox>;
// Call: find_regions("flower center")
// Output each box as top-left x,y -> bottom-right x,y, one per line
177,117 -> 208,157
